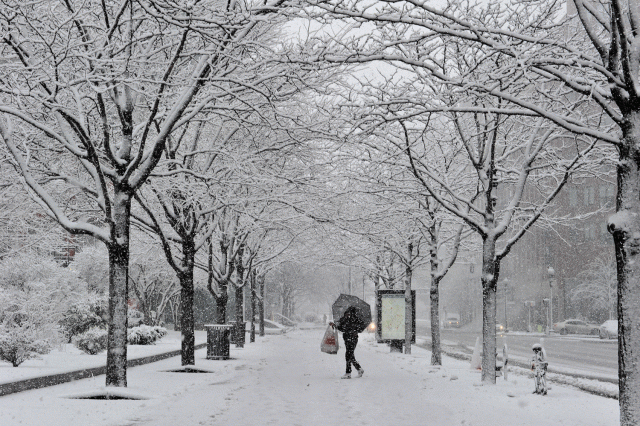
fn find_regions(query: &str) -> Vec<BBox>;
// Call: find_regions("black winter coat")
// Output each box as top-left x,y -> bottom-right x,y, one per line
336,313 -> 362,337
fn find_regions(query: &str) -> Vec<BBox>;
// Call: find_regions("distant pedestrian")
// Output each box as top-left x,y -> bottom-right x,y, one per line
330,307 -> 364,379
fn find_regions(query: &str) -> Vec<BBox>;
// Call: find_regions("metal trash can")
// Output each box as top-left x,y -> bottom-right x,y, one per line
229,321 -> 246,347
205,324 -> 233,360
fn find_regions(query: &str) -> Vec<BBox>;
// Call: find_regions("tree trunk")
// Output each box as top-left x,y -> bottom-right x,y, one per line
429,222 -> 442,365
250,271 -> 256,343
105,191 -> 131,387
259,274 -> 265,337
233,245 -> 245,347
179,240 -> 195,366
235,285 -> 244,325
481,236 -> 498,384
430,276 -> 442,365
610,115 -> 640,426
404,242 -> 413,355
234,285 -> 244,347
212,283 -> 228,324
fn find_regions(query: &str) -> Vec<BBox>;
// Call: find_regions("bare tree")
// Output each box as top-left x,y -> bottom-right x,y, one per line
570,254 -> 617,321
300,0 -> 623,386
128,237 -> 179,327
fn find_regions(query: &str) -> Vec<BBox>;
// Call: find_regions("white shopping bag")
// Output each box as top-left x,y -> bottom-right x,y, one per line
320,325 -> 339,354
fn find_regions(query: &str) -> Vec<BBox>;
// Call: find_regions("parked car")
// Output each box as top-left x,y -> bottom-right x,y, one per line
553,319 -> 599,335
599,319 -> 618,339
245,319 -> 289,335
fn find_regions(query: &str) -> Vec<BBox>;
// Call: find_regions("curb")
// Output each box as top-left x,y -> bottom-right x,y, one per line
417,341 -> 619,399
0,343 -> 207,397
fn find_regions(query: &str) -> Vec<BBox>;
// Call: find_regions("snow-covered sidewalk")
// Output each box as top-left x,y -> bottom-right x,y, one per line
0,328 -> 619,426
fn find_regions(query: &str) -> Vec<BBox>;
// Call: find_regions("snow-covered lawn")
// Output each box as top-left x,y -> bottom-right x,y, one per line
0,328 -> 619,426
0,330 -> 207,384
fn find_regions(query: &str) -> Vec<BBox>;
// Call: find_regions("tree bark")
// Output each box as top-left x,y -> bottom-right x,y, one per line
179,240 -> 195,366
610,112 -> 640,426
259,274 -> 265,337
105,190 -> 131,387
480,236 -> 498,384
428,219 -> 442,365
250,270 -> 256,343
214,285 -> 228,324
430,276 -> 442,365
234,285 -> 244,347
404,242 -> 413,355
234,244 -> 245,347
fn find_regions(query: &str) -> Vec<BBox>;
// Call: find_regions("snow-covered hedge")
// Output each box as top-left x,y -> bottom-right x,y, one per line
73,327 -> 108,355
0,326 -> 52,367
59,299 -> 108,343
127,325 -> 167,345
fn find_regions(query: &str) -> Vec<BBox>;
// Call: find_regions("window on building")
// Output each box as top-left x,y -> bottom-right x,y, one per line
600,184 -> 616,207
583,187 -> 595,205
583,187 -> 589,205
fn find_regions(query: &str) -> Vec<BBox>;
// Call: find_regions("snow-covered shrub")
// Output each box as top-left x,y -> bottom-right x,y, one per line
0,325 -> 52,367
59,297 -> 108,342
73,245 -> 109,294
0,281 -> 61,366
128,308 -> 144,327
73,327 -> 108,355
0,253 -> 95,345
127,325 -> 168,345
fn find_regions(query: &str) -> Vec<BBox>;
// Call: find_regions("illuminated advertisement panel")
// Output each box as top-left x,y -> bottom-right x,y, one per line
376,290 -> 416,343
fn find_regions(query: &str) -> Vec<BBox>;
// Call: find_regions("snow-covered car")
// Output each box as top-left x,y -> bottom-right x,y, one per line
245,319 -> 289,335
443,316 -> 460,328
599,320 -> 618,339
553,319 -> 599,336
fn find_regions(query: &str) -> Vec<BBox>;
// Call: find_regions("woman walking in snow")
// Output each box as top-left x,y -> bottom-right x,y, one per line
330,307 -> 364,379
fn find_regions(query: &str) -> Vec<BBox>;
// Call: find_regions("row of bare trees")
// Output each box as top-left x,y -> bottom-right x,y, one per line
0,0 -> 332,387
292,0 -> 638,424
2,1 -> 638,424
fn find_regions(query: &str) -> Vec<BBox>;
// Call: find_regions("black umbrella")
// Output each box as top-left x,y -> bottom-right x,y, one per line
332,294 -> 372,333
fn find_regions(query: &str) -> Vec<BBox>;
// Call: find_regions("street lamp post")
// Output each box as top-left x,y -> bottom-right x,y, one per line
547,266 -> 555,335
525,301 -> 533,332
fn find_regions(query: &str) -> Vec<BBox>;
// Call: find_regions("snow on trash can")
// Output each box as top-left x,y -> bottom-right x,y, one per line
205,324 -> 233,360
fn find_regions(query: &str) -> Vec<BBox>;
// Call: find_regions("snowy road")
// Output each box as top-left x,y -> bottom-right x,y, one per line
0,328 -> 619,426
417,325 -> 618,380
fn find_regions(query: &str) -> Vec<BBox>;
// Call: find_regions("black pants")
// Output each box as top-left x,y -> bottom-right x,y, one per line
344,333 -> 361,374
